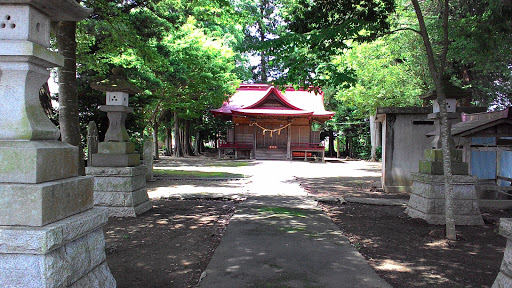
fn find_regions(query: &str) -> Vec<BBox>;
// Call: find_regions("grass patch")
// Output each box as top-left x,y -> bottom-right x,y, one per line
153,169 -> 245,179
279,226 -> 306,233
257,207 -> 309,218
206,161 -> 251,167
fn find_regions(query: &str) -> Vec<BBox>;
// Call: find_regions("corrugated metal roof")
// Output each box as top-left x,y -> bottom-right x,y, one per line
427,108 -> 512,137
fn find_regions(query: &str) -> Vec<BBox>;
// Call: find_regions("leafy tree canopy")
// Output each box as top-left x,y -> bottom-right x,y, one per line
268,0 -> 396,88
75,0 -> 243,143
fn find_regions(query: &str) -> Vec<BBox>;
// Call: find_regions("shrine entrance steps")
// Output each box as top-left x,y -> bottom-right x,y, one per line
254,148 -> 287,160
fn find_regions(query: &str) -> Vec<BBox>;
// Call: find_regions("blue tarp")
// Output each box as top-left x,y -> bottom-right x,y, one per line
471,137 -> 497,180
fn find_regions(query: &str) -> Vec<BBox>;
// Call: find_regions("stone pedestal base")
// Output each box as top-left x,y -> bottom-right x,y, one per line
493,219 -> 512,288
0,208 -> 115,288
406,173 -> 484,225
90,142 -> 140,167
86,165 -> 151,217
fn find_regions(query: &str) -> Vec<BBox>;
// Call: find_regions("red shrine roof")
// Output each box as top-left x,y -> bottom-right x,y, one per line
211,84 -> 335,120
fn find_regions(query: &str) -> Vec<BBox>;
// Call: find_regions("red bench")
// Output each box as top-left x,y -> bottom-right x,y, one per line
218,141 -> 254,159
291,143 -> 325,162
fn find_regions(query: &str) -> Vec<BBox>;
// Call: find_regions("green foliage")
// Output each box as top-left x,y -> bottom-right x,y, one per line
233,0 -> 290,82
446,0 -> 512,107
194,113 -> 232,144
267,0 -> 397,88
206,161 -> 251,167
333,31 -> 425,119
160,19 -> 240,118
75,0 -> 242,148
327,104 -> 372,159
396,0 -> 512,107
68,0 -> 511,160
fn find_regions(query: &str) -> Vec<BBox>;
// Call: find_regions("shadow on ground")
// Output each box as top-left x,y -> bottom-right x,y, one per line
104,199 -> 236,288
148,179 -> 248,189
322,203 -> 507,288
153,155 -> 260,168
294,176 -> 410,199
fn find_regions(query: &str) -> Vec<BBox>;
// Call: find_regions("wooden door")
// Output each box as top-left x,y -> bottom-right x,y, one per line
256,123 -> 288,148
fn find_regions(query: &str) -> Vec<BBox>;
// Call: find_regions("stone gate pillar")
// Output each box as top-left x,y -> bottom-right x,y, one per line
143,140 -> 154,182
0,1 -> 116,287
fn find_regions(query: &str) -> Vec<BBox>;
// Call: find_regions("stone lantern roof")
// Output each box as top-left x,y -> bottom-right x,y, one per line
91,68 -> 142,94
420,77 -> 472,101
6,0 -> 92,21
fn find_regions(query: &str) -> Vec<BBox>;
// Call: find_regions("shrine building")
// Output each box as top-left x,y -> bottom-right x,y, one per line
211,84 -> 334,161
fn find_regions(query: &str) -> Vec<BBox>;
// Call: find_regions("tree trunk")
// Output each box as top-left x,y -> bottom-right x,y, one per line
153,121 -> 159,160
461,65 -> 472,106
345,136 -> 351,158
183,120 -> 193,156
328,130 -> 335,157
180,128 -> 186,156
257,4 -> 267,83
336,131 -> 341,158
195,131 -> 201,155
411,0 -> 456,240
174,111 -> 183,157
56,21 -> 85,175
39,82 -> 53,118
165,127 -> 172,156
56,21 -> 79,145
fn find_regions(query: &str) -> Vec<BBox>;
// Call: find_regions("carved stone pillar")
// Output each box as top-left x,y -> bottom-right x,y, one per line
0,1 -> 116,287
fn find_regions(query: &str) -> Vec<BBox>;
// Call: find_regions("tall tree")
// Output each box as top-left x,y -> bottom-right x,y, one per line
411,0 -> 456,240
56,21 -> 80,146
268,0 -> 396,88
235,0 -> 287,82
333,30 -> 426,119
74,1 -> 241,157
55,20 -> 87,174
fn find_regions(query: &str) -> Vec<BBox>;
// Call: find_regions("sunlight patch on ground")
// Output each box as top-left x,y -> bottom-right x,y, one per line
420,271 -> 451,285
375,259 -> 413,273
147,186 -> 244,199
425,239 -> 450,249
156,219 -> 169,225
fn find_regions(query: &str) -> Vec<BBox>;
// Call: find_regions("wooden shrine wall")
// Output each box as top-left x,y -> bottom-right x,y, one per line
232,117 -> 322,146
291,126 -> 310,143
234,124 -> 254,143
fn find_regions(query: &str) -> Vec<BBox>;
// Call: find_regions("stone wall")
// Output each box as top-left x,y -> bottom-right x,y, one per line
378,107 -> 433,192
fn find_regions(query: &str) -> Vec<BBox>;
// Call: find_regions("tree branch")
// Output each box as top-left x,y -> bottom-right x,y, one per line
387,27 -> 422,35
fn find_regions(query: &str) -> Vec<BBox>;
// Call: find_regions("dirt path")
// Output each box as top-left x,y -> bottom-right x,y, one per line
104,156 -> 508,287
104,199 -> 236,288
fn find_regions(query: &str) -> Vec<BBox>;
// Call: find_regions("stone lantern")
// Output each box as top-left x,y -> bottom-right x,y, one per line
86,69 -> 151,217
420,78 -> 471,150
0,1 -> 116,287
89,68 -> 142,167
406,78 -> 483,225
